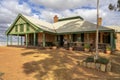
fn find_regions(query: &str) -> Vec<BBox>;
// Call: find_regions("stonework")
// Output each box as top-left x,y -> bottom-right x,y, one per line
116,33 -> 120,50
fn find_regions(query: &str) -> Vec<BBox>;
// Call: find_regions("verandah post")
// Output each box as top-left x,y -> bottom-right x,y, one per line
7,35 -> 8,46
34,33 -> 36,46
10,35 -> 12,45
21,36 -> 22,45
110,32 -> 114,51
17,34 -> 19,45
26,34 -> 28,47
43,33 -> 45,47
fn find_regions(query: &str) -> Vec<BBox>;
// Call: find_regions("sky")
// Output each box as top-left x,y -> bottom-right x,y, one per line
0,0 -> 120,43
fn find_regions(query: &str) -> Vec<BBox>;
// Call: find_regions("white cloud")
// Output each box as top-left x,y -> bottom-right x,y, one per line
0,0 -> 32,25
29,0 -> 97,10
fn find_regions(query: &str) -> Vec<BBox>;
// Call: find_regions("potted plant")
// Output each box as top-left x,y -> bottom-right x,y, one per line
84,43 -> 90,52
106,45 -> 111,54
69,47 -> 73,51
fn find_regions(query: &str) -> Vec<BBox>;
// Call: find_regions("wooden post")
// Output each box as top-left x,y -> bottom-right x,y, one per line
110,32 -> 114,51
7,35 -> 8,45
43,33 -> 45,47
10,35 -> 12,45
26,34 -> 28,47
21,36 -> 22,45
34,33 -> 36,46
18,34 -> 19,45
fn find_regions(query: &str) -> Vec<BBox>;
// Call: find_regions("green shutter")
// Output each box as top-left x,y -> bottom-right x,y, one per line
20,24 -> 24,32
15,25 -> 18,32
27,24 -> 29,31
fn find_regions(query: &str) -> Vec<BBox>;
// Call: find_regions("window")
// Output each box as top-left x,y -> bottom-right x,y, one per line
26,24 -> 30,31
15,25 -> 18,32
20,24 -> 24,32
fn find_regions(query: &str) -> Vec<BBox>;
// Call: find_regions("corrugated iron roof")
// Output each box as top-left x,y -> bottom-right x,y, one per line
106,26 -> 120,32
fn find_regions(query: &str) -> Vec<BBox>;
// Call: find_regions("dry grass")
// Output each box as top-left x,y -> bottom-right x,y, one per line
0,46 -> 120,80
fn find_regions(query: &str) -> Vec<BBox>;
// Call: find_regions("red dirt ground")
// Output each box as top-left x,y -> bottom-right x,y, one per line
0,46 -> 120,80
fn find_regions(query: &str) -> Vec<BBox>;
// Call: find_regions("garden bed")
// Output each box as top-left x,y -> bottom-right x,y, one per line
79,56 -> 112,72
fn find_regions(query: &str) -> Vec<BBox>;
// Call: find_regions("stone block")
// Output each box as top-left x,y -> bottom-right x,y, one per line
91,63 -> 96,69
87,62 -> 91,68
106,63 -> 112,72
79,60 -> 83,66
96,63 -> 101,70
100,64 -> 106,72
83,61 -> 87,67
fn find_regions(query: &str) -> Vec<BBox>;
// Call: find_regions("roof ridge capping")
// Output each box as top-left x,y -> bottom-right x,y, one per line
58,16 -> 84,21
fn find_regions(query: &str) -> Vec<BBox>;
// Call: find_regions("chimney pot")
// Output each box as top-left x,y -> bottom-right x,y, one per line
54,15 -> 58,23
98,17 -> 102,26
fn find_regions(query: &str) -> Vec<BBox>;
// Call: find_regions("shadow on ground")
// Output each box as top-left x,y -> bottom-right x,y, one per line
22,49 -> 120,80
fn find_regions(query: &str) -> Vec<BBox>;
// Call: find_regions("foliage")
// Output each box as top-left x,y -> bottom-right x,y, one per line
85,56 -> 109,64
106,45 -> 111,51
85,56 -> 94,62
96,57 -> 109,64
84,43 -> 90,49
108,0 -> 120,11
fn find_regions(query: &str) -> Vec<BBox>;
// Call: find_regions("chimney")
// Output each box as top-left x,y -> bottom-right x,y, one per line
98,17 -> 102,26
54,15 -> 58,23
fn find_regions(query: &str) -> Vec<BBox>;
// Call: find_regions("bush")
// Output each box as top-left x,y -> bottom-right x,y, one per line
85,56 -> 94,62
106,45 -> 111,51
84,43 -> 90,49
85,56 -> 109,64
96,57 -> 109,64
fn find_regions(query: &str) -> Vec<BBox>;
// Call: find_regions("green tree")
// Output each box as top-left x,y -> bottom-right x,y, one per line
109,0 -> 120,11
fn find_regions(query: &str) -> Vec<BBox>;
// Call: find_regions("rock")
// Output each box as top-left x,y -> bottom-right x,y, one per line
83,61 -> 87,67
100,64 -> 106,72
79,60 -> 83,66
96,63 -> 101,70
91,63 -> 96,69
87,62 -> 91,68
106,63 -> 112,72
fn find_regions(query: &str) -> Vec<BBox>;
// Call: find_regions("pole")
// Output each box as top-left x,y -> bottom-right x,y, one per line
95,0 -> 99,59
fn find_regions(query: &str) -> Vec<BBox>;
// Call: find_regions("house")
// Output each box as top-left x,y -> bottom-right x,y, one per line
5,14 -> 116,51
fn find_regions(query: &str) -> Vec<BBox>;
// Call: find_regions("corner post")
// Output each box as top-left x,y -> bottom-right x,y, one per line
110,32 -> 114,51
10,35 -> 12,45
17,34 -> 19,45
7,35 -> 8,46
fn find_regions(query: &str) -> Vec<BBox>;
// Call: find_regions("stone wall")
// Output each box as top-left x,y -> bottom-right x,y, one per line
116,33 -> 120,50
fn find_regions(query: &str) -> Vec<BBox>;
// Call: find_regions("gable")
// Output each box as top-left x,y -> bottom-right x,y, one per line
15,17 -> 26,25
6,14 -> 44,35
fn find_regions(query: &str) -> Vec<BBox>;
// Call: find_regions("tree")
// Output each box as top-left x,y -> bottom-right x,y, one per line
109,0 -> 120,11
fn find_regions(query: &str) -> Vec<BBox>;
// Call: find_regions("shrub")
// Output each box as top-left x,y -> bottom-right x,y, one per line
84,43 -> 90,49
85,56 -> 109,64
85,56 -> 94,62
96,57 -> 109,64
106,45 -> 111,51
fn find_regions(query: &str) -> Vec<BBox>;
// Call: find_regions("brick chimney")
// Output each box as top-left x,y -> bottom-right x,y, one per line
54,15 -> 58,23
98,17 -> 102,26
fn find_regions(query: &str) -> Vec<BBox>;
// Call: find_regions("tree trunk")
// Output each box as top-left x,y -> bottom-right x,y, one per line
95,0 -> 99,60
